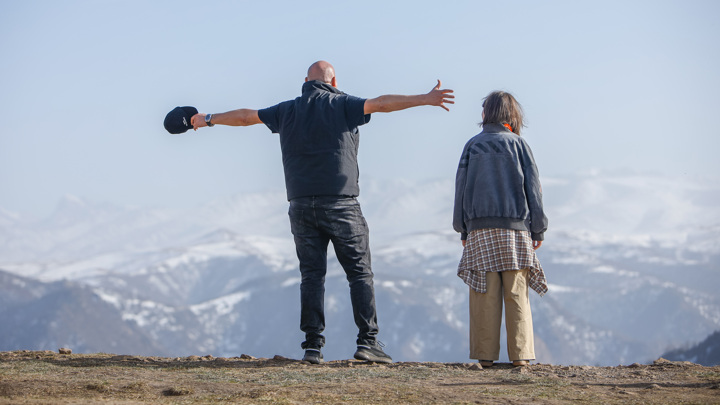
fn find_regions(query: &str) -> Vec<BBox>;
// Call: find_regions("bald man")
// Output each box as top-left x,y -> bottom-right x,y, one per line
192,61 -> 453,364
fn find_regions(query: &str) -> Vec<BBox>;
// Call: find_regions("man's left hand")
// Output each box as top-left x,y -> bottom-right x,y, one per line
427,80 -> 455,111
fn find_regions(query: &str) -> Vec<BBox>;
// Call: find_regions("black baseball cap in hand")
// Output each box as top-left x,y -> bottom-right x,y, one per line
164,106 -> 198,134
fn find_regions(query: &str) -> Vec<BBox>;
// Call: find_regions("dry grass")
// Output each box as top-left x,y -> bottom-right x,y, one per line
0,351 -> 718,404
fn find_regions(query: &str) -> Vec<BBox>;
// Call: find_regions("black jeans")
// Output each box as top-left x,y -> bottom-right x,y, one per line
288,196 -> 378,350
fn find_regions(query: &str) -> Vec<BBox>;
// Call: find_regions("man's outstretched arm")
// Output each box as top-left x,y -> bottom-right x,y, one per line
364,80 -> 454,114
190,109 -> 262,130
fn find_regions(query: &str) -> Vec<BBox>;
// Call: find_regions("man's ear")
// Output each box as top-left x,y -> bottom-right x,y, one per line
331,76 -> 337,87
305,77 -> 309,83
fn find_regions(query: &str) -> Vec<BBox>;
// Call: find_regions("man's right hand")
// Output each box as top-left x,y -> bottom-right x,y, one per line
190,113 -> 208,130
190,109 -> 262,128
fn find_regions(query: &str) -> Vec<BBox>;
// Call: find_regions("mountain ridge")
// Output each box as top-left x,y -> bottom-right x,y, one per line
1,172 -> 718,365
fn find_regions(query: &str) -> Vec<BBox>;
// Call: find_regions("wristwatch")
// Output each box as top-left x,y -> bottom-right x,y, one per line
205,114 -> 214,127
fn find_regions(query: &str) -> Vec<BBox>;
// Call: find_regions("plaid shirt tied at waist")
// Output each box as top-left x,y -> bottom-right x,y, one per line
457,228 -> 548,296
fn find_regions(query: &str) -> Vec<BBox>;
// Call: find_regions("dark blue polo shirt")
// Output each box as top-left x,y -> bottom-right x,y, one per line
258,80 -> 371,201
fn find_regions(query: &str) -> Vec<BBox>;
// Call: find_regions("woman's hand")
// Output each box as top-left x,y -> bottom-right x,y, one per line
533,240 -> 542,250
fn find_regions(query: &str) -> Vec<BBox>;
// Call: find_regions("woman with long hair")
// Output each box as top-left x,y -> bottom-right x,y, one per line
453,90 -> 548,367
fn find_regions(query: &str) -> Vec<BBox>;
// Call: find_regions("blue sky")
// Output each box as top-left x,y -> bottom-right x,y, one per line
1,0 -> 718,217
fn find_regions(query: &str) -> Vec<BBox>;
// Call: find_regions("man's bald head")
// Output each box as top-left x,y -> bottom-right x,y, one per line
306,61 -> 336,85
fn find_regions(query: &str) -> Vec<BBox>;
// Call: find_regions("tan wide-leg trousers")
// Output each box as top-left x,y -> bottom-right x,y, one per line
469,269 -> 535,361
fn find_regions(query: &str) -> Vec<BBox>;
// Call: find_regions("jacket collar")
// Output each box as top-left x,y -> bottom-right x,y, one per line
302,80 -> 344,95
481,123 -> 514,134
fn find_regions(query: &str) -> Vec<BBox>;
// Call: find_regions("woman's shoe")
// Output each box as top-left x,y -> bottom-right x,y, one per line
512,360 -> 529,367
480,360 -> 494,368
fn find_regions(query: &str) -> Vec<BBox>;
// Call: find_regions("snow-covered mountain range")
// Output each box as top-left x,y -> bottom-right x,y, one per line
1,171 -> 718,365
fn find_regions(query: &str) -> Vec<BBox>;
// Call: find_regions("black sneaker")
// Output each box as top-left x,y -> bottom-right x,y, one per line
354,342 -> 392,363
302,349 -> 323,364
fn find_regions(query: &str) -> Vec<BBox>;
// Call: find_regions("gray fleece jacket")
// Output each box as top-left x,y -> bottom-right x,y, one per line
453,123 -> 548,241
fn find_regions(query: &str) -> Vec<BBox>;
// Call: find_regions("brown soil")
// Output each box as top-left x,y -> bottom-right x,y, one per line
0,351 -> 718,404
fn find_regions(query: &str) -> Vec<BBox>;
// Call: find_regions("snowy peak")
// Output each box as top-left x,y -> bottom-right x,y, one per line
0,172 -> 718,364
47,194 -> 99,225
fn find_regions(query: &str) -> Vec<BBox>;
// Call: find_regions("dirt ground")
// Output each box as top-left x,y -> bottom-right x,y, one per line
0,351 -> 718,404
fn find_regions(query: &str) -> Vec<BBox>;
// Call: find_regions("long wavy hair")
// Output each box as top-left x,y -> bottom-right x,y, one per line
481,91 -> 525,135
